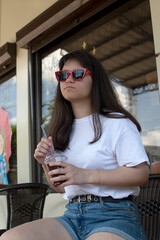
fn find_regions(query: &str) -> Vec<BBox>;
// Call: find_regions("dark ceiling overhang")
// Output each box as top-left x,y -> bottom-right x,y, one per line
0,42 -> 16,84
16,0 -> 117,52
15,0 -> 158,91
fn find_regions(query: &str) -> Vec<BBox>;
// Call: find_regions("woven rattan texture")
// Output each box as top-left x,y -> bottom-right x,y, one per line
134,174 -> 160,240
0,183 -> 49,230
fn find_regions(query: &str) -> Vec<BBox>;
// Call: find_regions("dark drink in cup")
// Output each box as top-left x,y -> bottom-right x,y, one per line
47,165 -> 63,186
44,153 -> 67,186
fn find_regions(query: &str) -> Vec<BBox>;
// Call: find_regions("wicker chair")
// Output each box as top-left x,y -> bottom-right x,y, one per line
0,183 -> 49,235
134,174 -> 160,240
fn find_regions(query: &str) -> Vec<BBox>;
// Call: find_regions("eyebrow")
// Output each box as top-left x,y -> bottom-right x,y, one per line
61,68 -> 84,71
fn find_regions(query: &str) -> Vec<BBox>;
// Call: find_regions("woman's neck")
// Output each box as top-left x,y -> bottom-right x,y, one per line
71,101 -> 93,119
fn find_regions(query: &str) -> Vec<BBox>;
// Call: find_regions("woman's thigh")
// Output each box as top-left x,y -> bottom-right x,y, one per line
86,232 -> 125,240
0,218 -> 73,240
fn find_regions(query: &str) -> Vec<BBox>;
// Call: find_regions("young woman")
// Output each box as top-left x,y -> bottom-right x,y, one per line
1,50 -> 149,240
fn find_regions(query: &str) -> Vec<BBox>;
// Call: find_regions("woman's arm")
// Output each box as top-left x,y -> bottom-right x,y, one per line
48,161 -> 149,187
88,162 -> 149,186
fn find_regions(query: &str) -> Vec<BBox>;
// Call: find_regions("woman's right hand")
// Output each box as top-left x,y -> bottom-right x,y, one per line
34,137 -> 65,194
34,136 -> 53,165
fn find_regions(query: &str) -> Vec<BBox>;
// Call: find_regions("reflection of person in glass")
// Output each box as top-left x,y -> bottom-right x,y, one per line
2,50 -> 149,240
0,127 -> 9,184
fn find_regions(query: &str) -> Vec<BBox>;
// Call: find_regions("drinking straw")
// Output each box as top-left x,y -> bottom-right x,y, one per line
41,124 -> 54,155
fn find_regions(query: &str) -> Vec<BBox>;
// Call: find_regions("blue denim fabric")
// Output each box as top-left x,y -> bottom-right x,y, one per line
55,199 -> 146,240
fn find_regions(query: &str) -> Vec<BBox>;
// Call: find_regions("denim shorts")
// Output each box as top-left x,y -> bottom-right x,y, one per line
55,199 -> 146,240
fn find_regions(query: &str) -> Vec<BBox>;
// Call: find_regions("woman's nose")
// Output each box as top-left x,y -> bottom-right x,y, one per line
66,72 -> 74,83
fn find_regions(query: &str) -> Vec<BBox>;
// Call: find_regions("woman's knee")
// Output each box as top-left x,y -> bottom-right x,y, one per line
0,220 -> 41,240
0,219 -> 72,240
0,229 -> 20,240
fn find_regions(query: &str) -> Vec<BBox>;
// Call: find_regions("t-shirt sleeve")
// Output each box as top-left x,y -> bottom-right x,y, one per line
115,119 -> 149,167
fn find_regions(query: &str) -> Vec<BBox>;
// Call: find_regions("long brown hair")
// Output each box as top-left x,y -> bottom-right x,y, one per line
48,50 -> 141,151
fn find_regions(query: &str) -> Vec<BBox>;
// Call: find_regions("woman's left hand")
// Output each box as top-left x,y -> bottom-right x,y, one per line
48,161 -> 89,186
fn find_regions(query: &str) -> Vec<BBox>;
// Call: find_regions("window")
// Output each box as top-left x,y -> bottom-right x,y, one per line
42,49 -> 68,127
0,76 -> 17,184
41,49 -> 67,183
33,0 -> 159,182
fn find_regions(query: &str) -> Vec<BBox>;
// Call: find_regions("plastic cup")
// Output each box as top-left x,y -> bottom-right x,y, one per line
44,153 -> 67,186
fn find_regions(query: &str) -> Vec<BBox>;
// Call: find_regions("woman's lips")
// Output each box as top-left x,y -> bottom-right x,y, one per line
65,86 -> 75,90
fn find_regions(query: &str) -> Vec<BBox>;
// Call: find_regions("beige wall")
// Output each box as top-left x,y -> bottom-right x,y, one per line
0,0 -> 57,46
149,0 -> 160,54
0,0 -> 2,45
149,0 -> 160,93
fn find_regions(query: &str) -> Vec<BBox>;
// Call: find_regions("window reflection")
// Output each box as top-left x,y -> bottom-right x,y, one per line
0,76 -> 17,184
113,80 -> 160,164
41,49 -> 67,183
42,49 -> 67,127
41,0 -> 160,180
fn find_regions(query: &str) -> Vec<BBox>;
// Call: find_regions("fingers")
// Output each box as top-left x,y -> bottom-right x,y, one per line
48,164 -> 65,176
47,162 -> 68,185
47,162 -> 78,187
46,161 -> 86,187
39,137 -> 51,150
48,161 -> 67,168
34,137 -> 53,163
49,172 -> 68,187
48,136 -> 53,147
47,165 -> 65,186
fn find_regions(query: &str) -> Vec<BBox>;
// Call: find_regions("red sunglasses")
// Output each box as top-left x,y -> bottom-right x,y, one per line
55,68 -> 92,82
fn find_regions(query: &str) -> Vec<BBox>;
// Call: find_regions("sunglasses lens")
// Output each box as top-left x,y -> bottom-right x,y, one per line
56,71 -> 68,81
56,69 -> 87,81
73,70 -> 85,79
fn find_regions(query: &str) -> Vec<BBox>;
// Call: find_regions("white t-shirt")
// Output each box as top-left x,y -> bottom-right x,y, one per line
63,114 -> 149,200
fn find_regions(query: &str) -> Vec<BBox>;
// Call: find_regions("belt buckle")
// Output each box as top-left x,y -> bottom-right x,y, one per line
87,194 -> 92,202
77,196 -> 81,203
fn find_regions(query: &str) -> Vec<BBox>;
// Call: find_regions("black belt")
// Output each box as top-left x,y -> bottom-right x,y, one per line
69,194 -> 133,203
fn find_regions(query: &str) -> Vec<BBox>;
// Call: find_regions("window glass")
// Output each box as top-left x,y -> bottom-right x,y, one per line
41,49 -> 67,183
42,49 -> 68,126
114,79 -> 160,166
41,0 -> 160,181
60,0 -> 160,168
0,76 -> 17,184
